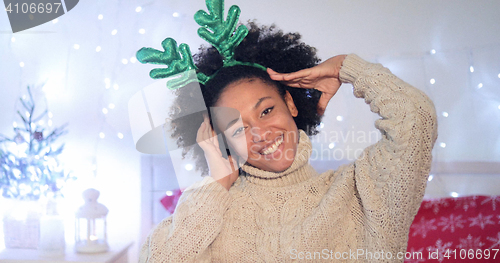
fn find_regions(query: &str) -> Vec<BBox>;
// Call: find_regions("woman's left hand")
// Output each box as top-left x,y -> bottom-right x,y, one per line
196,114 -> 239,191
267,54 -> 347,116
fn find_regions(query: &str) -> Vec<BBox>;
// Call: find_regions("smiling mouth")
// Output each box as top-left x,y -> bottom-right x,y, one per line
260,134 -> 284,155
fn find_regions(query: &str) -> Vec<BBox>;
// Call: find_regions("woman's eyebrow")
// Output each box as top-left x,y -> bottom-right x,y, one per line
253,96 -> 272,110
225,118 -> 240,131
223,97 -> 273,131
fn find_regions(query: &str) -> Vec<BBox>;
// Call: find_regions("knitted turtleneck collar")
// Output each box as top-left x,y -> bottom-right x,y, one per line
240,129 -> 317,187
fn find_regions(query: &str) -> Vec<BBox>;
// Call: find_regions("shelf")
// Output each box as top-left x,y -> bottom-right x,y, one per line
0,241 -> 133,263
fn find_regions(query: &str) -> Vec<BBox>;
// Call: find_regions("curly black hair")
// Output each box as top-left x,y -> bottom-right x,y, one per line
169,21 -> 323,175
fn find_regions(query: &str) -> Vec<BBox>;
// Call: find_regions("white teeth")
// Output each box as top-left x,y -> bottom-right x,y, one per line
261,136 -> 283,155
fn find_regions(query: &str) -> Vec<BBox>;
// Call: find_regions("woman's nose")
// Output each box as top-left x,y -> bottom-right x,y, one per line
251,127 -> 271,143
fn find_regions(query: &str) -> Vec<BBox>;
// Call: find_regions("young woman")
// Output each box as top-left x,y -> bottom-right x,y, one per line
139,22 -> 438,262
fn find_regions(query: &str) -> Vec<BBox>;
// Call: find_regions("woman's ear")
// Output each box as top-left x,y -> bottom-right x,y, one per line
284,91 -> 298,117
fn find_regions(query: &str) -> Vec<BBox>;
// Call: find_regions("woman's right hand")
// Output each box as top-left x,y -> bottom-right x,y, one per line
268,54 -> 347,116
196,114 -> 239,191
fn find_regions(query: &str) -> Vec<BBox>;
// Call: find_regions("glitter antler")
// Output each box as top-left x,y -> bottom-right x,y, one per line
194,0 -> 248,65
136,38 -> 209,90
136,0 -> 264,90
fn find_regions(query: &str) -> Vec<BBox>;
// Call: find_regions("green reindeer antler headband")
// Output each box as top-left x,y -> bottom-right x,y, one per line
136,0 -> 266,90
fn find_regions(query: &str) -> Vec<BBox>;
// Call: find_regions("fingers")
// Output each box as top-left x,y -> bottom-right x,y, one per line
268,68 -> 312,82
227,155 -> 238,173
197,114 -> 225,160
203,116 -> 211,141
197,114 -> 217,148
196,121 -> 206,144
202,114 -> 212,137
202,114 -> 219,146
211,127 -> 220,150
281,78 -> 316,89
268,68 -> 318,90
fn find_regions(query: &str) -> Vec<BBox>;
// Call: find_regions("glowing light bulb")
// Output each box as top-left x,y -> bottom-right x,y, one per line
328,143 -> 335,149
470,66 -> 474,73
430,49 -> 436,55
439,142 -> 446,148
498,73 -> 500,78
135,6 -> 142,12
450,192 -> 459,198
430,79 -> 435,84
121,58 -> 128,64
73,44 -> 80,50
442,112 -> 448,117
336,116 -> 343,121
428,174 -> 433,182
117,133 -> 124,139
98,14 -> 103,20
99,132 -> 105,139
20,62 -> 25,67
130,57 -> 137,63
102,108 -> 108,114
185,164 -> 193,171
139,28 -> 145,34
111,29 -> 117,35
96,46 -> 101,52
13,122 -> 17,128
173,12 -> 179,17
477,83 -> 483,89
166,191 -> 173,196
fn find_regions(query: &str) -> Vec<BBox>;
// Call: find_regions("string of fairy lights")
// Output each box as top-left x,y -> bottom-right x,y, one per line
5,3 -> 500,199
7,3 -> 185,182
423,46 -> 500,197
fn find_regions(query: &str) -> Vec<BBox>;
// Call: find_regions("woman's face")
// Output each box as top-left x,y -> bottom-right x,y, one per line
213,78 -> 299,172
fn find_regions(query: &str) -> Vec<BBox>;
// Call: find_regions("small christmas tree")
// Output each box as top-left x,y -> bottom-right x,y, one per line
0,86 -> 72,200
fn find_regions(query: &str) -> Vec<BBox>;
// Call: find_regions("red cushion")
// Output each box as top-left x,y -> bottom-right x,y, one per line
160,189 -> 183,214
407,195 -> 500,262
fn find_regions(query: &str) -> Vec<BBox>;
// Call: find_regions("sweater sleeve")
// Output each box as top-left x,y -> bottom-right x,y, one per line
338,54 -> 438,253
139,176 -> 232,262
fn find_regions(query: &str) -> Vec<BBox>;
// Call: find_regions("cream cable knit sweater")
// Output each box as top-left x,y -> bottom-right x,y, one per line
139,54 -> 438,262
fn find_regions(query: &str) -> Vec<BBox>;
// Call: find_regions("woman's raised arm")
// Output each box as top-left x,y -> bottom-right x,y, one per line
270,54 -> 438,255
268,54 -> 346,116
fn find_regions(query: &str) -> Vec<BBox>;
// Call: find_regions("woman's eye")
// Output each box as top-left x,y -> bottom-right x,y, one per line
261,106 -> 274,117
232,127 -> 245,137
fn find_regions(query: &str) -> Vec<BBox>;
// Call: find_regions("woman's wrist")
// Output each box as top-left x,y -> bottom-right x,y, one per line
339,54 -> 348,68
338,54 -> 369,84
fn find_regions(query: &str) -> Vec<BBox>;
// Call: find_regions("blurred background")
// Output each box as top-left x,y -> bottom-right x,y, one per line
1,0 -> 499,261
